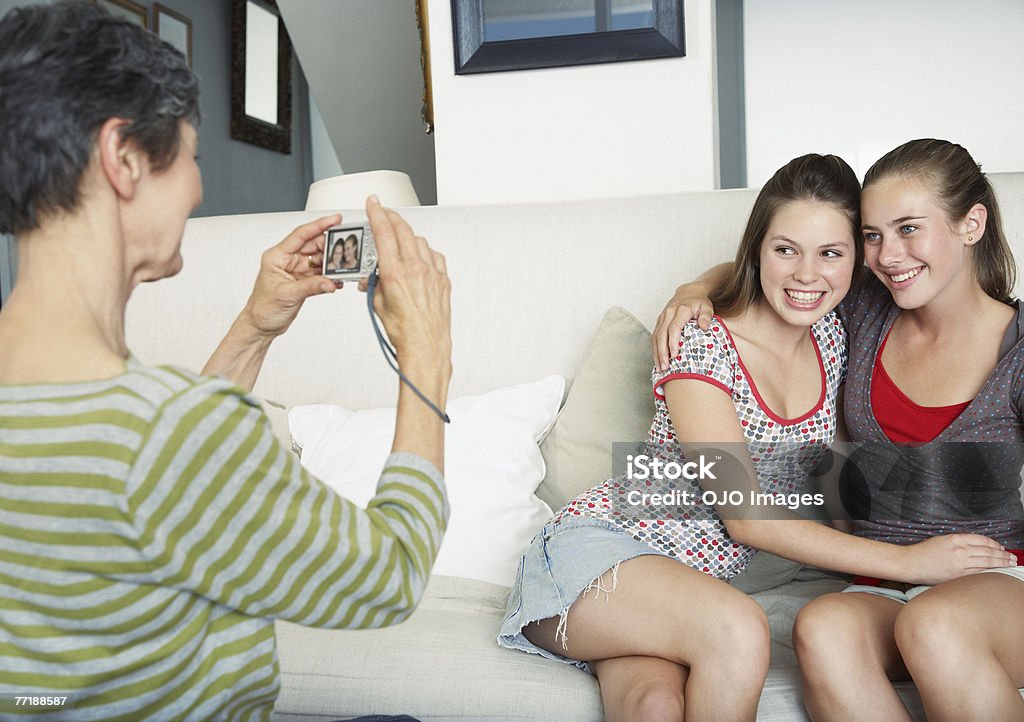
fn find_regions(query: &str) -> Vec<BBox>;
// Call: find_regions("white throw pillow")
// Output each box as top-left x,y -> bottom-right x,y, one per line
288,376 -> 564,587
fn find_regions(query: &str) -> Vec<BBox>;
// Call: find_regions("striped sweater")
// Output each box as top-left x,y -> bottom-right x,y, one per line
0,364 -> 448,721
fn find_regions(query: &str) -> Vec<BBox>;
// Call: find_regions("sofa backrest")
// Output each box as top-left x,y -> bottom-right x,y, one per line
126,173 -> 1024,418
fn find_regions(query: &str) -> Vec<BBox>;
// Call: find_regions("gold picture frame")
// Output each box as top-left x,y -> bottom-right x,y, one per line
95,0 -> 149,30
415,0 -> 434,134
153,3 -> 193,68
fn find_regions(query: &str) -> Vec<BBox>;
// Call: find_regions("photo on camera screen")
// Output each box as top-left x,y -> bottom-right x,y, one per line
324,228 -> 363,276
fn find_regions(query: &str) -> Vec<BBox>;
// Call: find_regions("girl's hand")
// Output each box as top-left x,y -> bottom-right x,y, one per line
652,289 -> 715,372
902,533 -> 1018,585
651,263 -> 732,372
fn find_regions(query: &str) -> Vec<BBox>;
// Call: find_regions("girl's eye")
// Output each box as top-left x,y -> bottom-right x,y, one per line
775,246 -> 796,255
821,249 -> 843,258
899,225 -> 918,235
863,232 -> 881,244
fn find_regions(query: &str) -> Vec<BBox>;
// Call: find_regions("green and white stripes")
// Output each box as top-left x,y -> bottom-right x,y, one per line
0,365 -> 447,721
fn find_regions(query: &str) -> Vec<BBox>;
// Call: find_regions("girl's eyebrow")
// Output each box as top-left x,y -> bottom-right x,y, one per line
862,215 -> 927,231
769,236 -> 852,248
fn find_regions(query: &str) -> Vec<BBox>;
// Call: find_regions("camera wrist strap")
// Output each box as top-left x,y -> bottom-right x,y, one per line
367,271 -> 451,424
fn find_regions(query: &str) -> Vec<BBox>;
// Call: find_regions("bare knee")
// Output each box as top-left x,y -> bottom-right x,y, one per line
621,682 -> 685,722
793,595 -> 860,670
894,595 -> 964,671
706,595 -> 771,675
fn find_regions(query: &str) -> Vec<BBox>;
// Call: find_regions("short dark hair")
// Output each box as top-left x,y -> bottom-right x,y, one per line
863,139 -> 1016,304
0,0 -> 200,235
711,153 -> 863,317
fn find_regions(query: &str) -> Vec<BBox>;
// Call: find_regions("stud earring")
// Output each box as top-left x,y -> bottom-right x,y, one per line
968,235 -> 974,242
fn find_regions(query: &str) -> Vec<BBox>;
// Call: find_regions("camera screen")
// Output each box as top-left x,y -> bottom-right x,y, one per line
325,228 -> 363,274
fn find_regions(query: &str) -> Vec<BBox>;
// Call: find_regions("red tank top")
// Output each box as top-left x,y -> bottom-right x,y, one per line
871,329 -> 970,444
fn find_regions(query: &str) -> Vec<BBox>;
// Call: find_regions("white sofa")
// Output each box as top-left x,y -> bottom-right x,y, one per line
125,174 -> 1024,721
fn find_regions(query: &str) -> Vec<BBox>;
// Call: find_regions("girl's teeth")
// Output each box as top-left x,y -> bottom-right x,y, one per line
890,268 -> 921,283
787,291 -> 824,303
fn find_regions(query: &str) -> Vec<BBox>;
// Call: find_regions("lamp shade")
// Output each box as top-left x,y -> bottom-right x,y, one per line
305,170 -> 421,210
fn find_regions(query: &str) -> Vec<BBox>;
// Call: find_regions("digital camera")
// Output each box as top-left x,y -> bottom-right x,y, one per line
322,222 -> 377,280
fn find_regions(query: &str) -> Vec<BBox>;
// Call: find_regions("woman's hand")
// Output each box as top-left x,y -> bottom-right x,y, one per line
902,533 -> 1018,586
241,214 -> 343,339
365,197 -> 451,373
204,214 -> 342,390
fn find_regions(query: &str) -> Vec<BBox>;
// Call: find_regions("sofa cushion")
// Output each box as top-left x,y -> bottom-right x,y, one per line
272,573 -> 861,721
274,575 -> 603,721
288,376 -> 563,587
537,306 -> 655,510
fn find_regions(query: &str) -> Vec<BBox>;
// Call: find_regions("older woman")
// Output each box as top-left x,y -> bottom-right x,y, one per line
0,2 -> 452,721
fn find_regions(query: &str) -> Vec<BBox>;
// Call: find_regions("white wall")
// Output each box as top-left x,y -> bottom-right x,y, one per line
744,0 -> 1024,185
309,95 -> 343,183
278,0 -> 437,204
427,0 -> 719,205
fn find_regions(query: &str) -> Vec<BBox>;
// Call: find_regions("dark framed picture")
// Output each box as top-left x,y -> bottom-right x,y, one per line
451,0 -> 684,75
95,0 -> 148,29
153,4 -> 193,68
230,0 -> 293,154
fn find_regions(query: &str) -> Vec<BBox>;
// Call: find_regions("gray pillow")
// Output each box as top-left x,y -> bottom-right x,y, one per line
537,305 -> 803,594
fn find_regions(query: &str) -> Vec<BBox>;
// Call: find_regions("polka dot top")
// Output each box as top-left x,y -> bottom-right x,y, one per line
551,312 -> 848,580
838,272 -> 1024,548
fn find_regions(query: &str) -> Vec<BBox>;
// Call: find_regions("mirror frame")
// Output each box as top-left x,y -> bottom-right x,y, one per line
451,0 -> 685,75
230,0 -> 293,154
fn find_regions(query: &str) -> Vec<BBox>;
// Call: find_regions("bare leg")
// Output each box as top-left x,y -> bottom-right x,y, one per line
592,656 -> 688,722
522,555 -> 770,722
793,592 -> 912,722
896,573 -> 1024,722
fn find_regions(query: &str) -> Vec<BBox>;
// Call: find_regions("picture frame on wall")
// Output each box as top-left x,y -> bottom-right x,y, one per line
229,0 -> 293,155
95,0 -> 148,29
415,0 -> 433,133
451,0 -> 684,75
153,4 -> 193,68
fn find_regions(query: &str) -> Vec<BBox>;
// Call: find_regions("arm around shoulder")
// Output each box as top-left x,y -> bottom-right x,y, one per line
652,262 -> 733,372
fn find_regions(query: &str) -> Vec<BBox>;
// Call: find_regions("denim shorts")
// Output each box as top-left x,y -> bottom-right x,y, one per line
496,515 -> 670,673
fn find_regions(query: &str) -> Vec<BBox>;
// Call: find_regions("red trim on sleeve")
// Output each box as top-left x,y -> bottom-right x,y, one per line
654,373 -> 732,401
